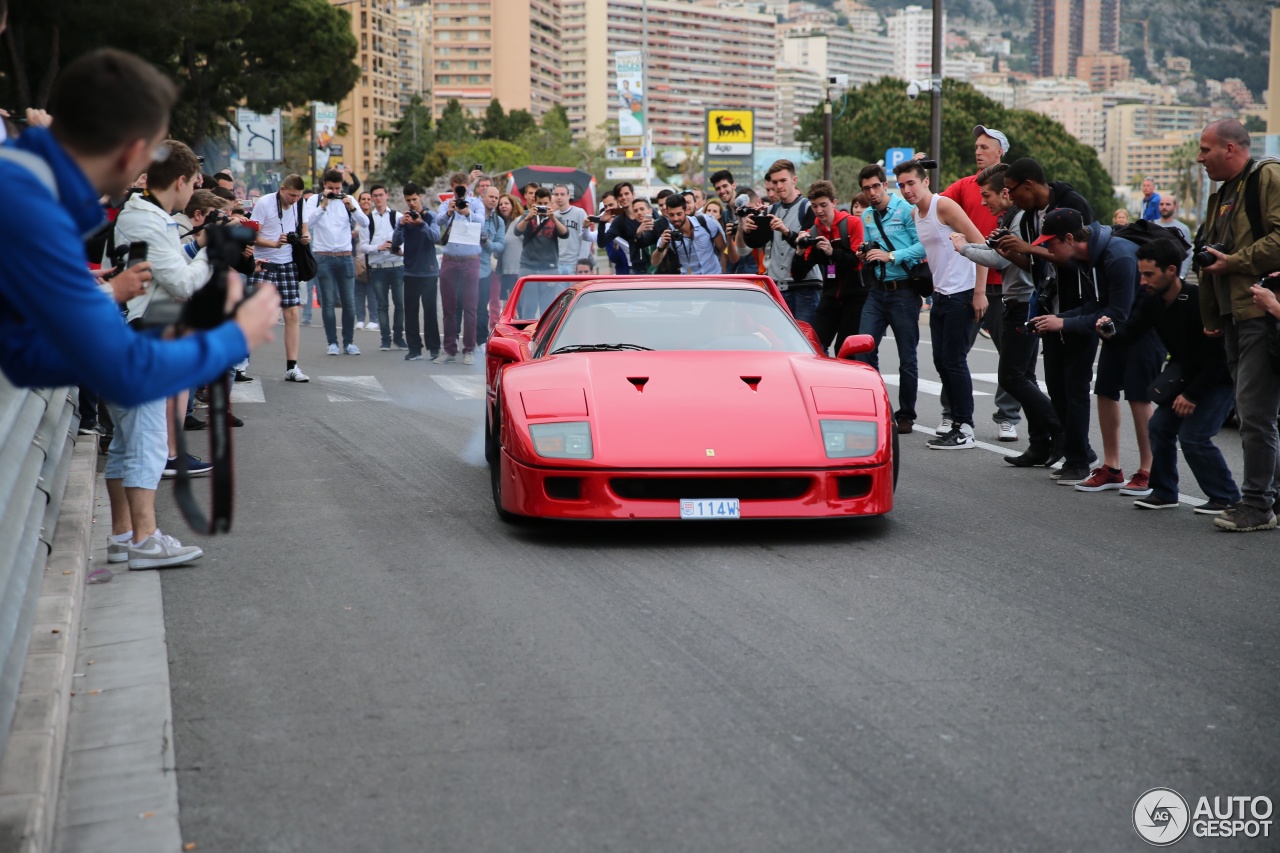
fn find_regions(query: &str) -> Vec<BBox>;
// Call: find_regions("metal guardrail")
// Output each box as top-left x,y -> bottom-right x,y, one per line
0,376 -> 78,764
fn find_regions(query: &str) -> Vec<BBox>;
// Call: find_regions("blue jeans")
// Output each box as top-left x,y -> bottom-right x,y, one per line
103,400 -> 168,489
369,265 -> 405,346
1148,384 -> 1241,504
857,286 -> 922,422
783,286 -> 821,325
316,255 -> 356,347
302,279 -> 318,323
930,290 -> 977,427
354,276 -> 378,323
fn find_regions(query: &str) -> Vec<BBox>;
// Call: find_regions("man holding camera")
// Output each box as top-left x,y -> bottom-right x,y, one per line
358,183 -> 406,352
550,184 -> 592,275
393,183 -> 442,361
650,193 -> 732,275
306,168 -> 370,357
1097,239 -> 1240,514
711,169 -> 761,275
740,160 -> 822,321
478,184 -> 506,341
249,174 -> 313,378
1196,119 -> 1280,532
599,182 -> 659,275
790,181 -> 865,352
853,163 -> 926,434
436,172 -> 486,365
516,187 -> 568,275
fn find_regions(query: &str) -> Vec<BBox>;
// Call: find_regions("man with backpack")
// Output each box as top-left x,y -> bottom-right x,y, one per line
739,159 -> 822,322
791,180 -> 865,353
1195,119 -> 1280,532
358,183 -> 406,352
649,193 -> 733,276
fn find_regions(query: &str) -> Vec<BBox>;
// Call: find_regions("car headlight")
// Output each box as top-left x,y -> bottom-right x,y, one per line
529,421 -> 594,459
820,420 -> 878,458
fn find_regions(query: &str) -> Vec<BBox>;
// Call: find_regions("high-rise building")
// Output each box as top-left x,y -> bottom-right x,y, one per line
428,0 -> 561,120
1104,102 -> 1210,185
775,65 -> 824,147
560,0 -> 778,148
886,5 -> 944,83
782,26 -> 893,89
333,0 -> 401,176
1034,0 -> 1124,83
396,1 -> 432,112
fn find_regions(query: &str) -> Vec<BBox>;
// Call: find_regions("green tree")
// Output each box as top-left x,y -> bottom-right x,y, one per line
798,76 -> 1116,217
502,109 -> 537,142
519,105 -> 575,166
460,139 -> 531,176
436,99 -> 476,145
1165,137 -> 1204,225
379,95 -> 436,186
2,0 -> 360,145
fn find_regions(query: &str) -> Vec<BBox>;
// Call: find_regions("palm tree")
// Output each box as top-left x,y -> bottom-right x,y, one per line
1165,138 -> 1203,225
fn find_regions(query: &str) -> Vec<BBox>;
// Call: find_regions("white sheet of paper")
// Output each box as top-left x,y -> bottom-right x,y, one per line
451,219 -> 481,246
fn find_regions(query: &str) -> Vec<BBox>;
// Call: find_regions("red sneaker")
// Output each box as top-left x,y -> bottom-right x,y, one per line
1074,466 -> 1125,492
1118,469 -> 1153,496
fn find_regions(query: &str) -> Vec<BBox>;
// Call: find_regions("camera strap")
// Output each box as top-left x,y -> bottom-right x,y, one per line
170,373 -> 234,534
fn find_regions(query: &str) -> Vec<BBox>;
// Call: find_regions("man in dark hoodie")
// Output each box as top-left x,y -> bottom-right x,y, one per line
1032,208 -> 1165,493
1097,238 -> 1240,515
995,158 -> 1098,484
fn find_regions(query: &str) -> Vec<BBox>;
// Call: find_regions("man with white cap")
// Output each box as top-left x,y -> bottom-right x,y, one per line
927,125 -> 1024,443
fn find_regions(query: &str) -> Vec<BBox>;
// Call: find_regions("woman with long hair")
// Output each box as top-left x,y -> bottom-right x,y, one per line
498,193 -> 525,301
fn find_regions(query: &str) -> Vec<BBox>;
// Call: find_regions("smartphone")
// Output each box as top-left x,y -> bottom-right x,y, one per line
125,241 -> 149,271
472,163 -> 483,172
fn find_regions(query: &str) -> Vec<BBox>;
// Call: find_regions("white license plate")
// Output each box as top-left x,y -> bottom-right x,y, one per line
679,498 -> 741,520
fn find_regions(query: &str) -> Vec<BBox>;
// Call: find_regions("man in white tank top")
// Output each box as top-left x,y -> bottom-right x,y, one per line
892,160 -> 989,450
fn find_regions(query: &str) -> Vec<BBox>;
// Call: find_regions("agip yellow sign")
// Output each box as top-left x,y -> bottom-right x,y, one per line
706,110 -> 754,145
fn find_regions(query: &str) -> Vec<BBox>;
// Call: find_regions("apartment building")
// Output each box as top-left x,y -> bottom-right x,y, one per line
396,0 -> 431,112
334,0 -> 402,175
782,26 -> 895,89
1033,0 -> 1126,86
885,5 -> 944,83
775,65 -> 825,147
561,0 -> 778,148
1104,102 -> 1209,185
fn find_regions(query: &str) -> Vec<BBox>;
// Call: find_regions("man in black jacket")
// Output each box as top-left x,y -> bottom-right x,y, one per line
995,158 -> 1098,483
1097,239 -> 1240,514
598,182 -> 658,274
791,181 -> 866,353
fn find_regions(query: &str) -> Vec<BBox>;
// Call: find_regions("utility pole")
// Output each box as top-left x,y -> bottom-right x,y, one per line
930,0 -> 944,178
642,0 -> 652,197
823,83 -> 833,182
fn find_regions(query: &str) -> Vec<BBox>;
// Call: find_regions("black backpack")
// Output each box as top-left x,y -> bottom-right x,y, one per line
1111,219 -> 1193,255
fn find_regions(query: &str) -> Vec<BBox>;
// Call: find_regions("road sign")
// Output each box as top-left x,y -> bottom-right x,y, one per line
885,147 -> 914,170
235,108 -> 282,162
605,166 -> 654,181
704,109 -> 754,184
606,146 -> 648,161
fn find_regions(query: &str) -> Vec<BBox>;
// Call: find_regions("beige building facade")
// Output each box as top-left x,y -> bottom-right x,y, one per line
333,0 -> 402,176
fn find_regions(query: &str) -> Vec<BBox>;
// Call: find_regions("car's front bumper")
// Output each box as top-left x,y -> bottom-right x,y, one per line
497,452 -> 893,520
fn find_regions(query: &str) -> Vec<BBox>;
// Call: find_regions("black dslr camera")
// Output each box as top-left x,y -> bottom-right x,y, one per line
918,158 -> 939,169
454,186 -> 469,210
857,241 -> 880,257
795,234 -> 822,249
987,227 -> 1013,249
407,210 -> 422,221
1193,242 -> 1228,270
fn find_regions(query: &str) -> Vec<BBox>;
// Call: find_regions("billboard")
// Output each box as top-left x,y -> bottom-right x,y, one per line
704,109 -> 754,185
615,51 -> 644,141
313,103 -> 338,172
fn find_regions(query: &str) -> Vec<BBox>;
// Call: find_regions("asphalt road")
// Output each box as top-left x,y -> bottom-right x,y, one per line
156,315 -> 1280,852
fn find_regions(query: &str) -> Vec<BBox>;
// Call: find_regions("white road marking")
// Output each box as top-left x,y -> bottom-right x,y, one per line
316,375 -> 391,402
230,382 -> 265,403
881,374 -> 992,397
971,372 -> 1051,394
431,375 -> 486,401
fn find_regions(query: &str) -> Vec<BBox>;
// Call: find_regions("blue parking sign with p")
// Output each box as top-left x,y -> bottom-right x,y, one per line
886,148 -> 914,170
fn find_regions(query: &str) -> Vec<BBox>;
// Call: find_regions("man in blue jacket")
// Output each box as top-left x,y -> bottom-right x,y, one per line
0,48 -> 280,408
392,183 -> 442,361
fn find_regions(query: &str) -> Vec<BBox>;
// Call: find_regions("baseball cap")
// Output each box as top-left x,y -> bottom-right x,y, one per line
1031,208 -> 1084,246
973,125 -> 1010,155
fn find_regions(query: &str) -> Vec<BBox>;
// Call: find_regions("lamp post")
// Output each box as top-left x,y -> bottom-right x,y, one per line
930,0 -> 943,177
823,84 -> 833,182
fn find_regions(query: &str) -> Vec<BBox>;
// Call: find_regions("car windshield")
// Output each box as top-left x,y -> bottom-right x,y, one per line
549,288 -> 812,354
513,279 -> 575,322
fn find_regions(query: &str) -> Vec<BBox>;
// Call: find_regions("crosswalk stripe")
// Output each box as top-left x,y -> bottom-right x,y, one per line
430,375 -> 486,401
230,382 -> 265,403
315,375 -> 391,402
881,374 -> 992,397
971,373 -> 1051,394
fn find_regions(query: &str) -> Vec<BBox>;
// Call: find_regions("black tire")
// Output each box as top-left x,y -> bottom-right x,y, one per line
488,412 -> 526,524
892,426 -> 900,491
484,406 -> 497,466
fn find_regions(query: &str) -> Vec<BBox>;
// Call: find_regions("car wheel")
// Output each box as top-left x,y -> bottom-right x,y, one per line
488,413 -> 526,524
484,406 -> 497,466
892,426 -> 899,491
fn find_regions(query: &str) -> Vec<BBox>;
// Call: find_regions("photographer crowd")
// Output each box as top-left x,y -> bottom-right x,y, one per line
2,45 -> 1277,570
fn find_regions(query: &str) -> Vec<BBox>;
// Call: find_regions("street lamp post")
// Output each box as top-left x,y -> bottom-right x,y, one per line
823,84 -> 833,182
930,0 -> 944,177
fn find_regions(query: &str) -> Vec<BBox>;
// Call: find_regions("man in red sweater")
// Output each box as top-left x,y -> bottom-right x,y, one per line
935,125 -> 1024,442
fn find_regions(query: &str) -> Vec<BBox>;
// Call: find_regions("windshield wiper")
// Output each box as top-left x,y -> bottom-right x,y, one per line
551,343 -> 654,354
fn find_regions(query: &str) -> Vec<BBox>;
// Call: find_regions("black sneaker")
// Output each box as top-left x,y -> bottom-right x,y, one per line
233,370 -> 254,383
1193,500 -> 1234,516
1213,504 -> 1278,532
927,425 -> 975,450
394,339 -> 409,350
183,415 -> 207,431
162,454 -> 213,479
1005,446 -> 1056,467
227,413 -> 244,428
379,342 -> 392,351
1053,463 -> 1091,485
405,352 -> 424,361
1049,453 -> 1096,479
1134,495 -> 1179,510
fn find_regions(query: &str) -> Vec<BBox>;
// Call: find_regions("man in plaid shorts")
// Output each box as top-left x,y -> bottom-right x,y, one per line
249,174 -> 311,382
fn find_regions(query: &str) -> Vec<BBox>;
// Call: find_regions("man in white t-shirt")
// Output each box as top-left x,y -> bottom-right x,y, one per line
307,168 -> 371,356
249,174 -> 311,381
892,159 -> 988,450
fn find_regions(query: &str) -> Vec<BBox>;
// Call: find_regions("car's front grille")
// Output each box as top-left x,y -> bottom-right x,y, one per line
609,476 -> 812,501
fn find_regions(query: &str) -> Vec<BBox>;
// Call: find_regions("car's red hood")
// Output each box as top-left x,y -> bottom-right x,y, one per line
502,351 -> 886,468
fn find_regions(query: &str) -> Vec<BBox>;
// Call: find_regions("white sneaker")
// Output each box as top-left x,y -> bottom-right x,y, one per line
285,366 -> 310,382
355,321 -> 365,330
366,321 -> 380,331
346,343 -> 361,355
936,417 -> 953,436
127,531 -> 203,570
432,353 -> 456,364
997,421 -> 1019,442
107,537 -> 130,564
462,352 -> 475,365
326,343 -> 340,356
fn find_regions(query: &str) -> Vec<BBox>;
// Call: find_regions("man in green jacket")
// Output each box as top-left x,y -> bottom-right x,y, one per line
1196,119 -> 1280,532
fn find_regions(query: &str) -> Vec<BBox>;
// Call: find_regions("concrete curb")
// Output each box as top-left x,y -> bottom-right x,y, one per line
0,438 -> 97,853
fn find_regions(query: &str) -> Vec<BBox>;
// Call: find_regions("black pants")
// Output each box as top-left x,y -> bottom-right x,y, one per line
404,275 -> 440,356
998,301 -> 1061,450
813,284 -> 869,354
1041,330 -> 1098,466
